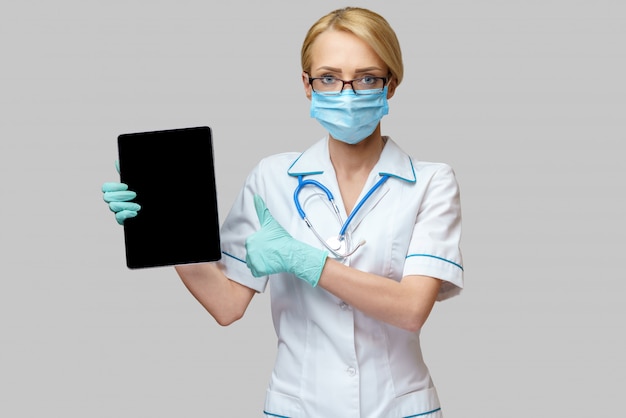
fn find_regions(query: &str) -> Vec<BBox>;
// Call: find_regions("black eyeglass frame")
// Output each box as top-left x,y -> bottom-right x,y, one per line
306,73 -> 390,95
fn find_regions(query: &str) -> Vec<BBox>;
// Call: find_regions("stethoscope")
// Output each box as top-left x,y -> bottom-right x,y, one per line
294,174 -> 390,259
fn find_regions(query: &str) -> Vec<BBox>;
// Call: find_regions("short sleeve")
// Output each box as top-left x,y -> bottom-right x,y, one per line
219,164 -> 269,293
403,164 -> 464,301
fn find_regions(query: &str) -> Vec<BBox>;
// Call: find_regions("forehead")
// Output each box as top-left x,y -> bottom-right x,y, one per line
309,30 -> 385,73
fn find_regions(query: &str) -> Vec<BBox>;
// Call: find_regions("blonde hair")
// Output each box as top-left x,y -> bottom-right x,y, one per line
301,7 -> 404,86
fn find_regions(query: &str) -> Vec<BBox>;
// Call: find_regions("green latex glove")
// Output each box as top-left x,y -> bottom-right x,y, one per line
101,161 -> 141,225
245,195 -> 328,287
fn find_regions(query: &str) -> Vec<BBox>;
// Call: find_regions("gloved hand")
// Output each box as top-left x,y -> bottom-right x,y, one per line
101,161 -> 141,225
245,195 -> 328,287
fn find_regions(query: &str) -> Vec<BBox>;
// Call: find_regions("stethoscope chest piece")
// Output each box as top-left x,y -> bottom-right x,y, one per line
326,235 -> 347,253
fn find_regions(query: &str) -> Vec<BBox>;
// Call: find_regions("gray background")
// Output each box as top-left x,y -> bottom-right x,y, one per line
1,0 -> 624,416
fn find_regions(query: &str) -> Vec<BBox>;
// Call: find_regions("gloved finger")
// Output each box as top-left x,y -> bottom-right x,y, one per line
102,182 -> 128,193
109,201 -> 141,213
103,190 -> 137,203
114,210 -> 138,225
245,250 -> 267,278
115,160 -> 120,174
253,194 -> 272,226
245,231 -> 273,278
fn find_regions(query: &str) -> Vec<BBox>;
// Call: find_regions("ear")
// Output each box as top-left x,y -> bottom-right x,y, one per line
302,71 -> 313,100
386,77 -> 398,100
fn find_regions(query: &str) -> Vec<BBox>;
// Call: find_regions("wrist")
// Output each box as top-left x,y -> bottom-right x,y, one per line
289,241 -> 328,287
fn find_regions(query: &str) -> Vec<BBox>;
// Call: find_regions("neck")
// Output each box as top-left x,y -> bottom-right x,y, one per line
328,129 -> 385,176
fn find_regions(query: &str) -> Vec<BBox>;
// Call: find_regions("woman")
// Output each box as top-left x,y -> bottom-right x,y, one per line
103,7 -> 463,417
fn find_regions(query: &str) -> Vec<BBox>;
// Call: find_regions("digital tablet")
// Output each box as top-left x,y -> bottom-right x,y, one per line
117,126 -> 221,269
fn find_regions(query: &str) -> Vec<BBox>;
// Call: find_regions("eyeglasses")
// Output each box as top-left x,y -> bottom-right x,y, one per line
307,74 -> 389,96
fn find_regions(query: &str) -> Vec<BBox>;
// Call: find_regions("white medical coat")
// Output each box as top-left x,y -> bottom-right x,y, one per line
220,137 -> 463,418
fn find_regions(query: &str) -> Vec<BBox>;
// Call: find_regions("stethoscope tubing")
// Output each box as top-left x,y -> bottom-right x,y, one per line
338,175 -> 389,236
293,174 -> 390,257
294,178 -> 336,219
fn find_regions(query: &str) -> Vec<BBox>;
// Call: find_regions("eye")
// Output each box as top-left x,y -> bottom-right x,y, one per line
359,76 -> 378,85
319,76 -> 338,85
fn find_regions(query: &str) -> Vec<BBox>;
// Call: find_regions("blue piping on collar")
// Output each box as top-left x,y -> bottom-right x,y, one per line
379,156 -> 417,183
287,153 -> 323,177
288,154 -> 417,184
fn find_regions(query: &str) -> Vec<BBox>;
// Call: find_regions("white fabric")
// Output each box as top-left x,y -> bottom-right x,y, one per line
220,136 -> 463,418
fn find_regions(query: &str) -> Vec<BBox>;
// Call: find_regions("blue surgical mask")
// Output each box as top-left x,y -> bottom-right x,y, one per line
310,87 -> 389,144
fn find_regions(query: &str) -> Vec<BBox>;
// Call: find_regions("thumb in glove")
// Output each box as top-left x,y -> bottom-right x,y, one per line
245,195 -> 327,287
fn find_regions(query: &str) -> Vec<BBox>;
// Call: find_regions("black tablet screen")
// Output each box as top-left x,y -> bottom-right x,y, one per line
117,126 -> 221,269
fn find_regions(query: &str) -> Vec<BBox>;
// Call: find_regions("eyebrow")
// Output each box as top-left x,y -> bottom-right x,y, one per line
314,66 -> 385,73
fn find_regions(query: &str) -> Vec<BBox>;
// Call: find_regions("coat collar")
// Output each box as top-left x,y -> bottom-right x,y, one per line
287,136 -> 416,183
